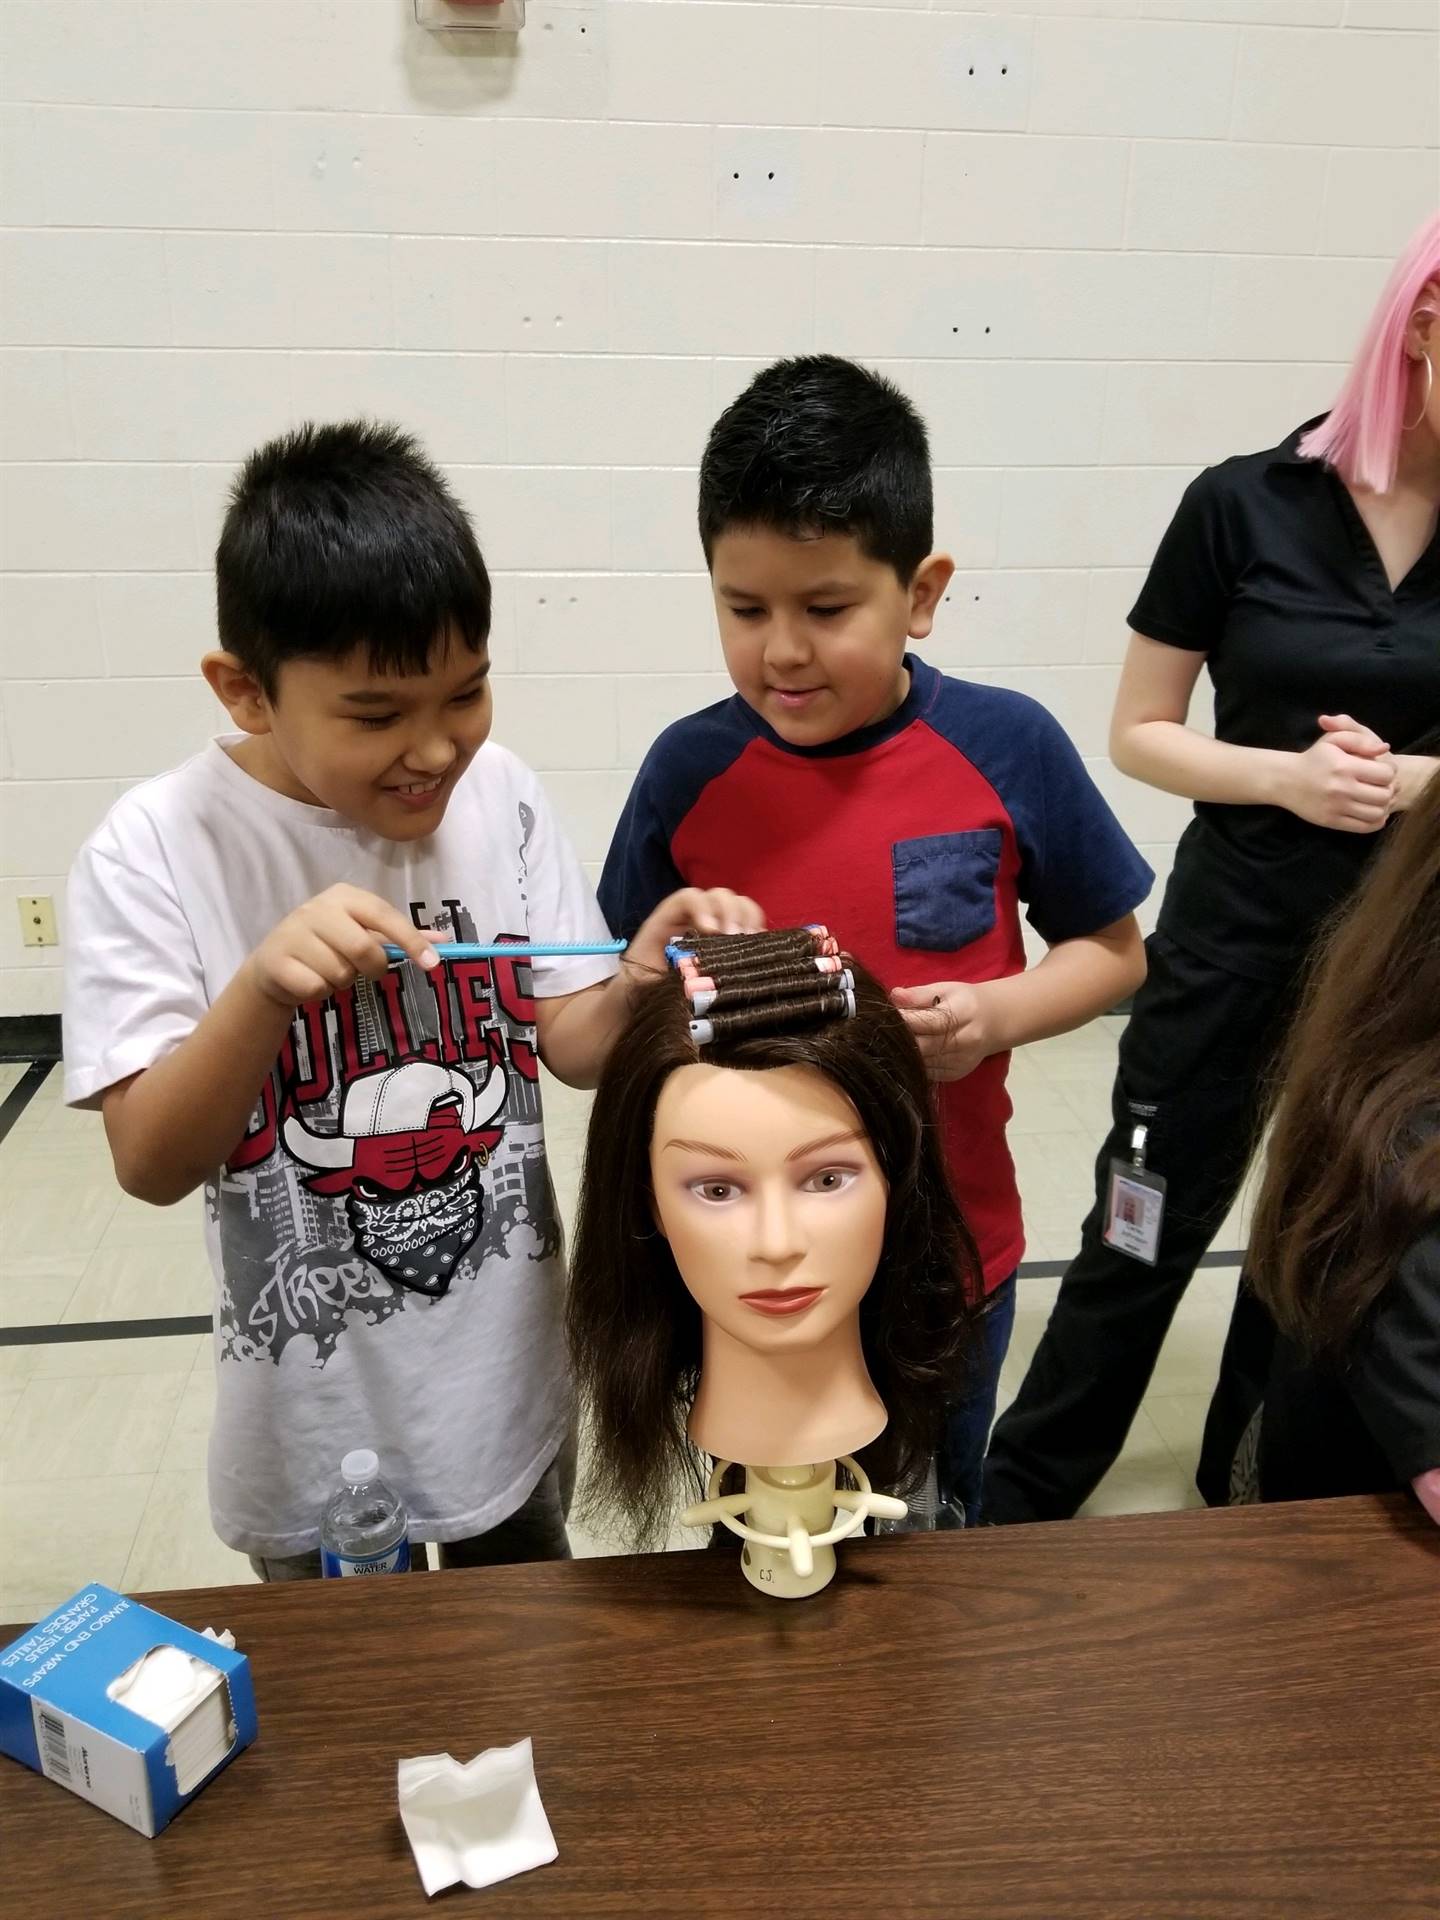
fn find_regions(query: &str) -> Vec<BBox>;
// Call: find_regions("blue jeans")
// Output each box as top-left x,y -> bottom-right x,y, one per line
938,1271 -> 1017,1527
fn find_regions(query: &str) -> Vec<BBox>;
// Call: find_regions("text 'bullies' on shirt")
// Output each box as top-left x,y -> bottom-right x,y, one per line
1131,419 -> 1440,987
600,655 -> 1153,1294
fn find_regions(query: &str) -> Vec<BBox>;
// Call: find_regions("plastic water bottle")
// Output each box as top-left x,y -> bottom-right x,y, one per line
319,1449 -> 411,1577
870,1457 -> 966,1535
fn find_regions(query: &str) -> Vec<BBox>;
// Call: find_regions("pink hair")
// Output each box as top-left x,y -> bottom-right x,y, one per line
1299,211 -> 1440,496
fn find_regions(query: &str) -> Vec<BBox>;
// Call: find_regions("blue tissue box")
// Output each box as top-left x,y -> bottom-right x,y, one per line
0,1584 -> 257,1835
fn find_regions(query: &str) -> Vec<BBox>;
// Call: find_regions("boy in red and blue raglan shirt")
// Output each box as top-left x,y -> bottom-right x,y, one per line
600,356 -> 1153,1525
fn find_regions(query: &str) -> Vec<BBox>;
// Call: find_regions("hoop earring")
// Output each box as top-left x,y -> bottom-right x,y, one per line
1404,354 -> 1433,433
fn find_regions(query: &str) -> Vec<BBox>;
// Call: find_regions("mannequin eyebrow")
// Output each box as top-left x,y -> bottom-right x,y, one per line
786,1130 -> 865,1162
661,1129 -> 864,1163
661,1139 -> 745,1162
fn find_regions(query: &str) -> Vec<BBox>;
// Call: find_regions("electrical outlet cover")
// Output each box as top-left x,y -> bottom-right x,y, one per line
18,896 -> 58,948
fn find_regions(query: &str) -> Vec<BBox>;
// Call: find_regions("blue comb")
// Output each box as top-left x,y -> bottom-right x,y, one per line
383,939 -> 626,962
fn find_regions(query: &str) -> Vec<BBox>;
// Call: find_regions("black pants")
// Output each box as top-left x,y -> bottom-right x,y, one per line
983,932 -> 1292,1524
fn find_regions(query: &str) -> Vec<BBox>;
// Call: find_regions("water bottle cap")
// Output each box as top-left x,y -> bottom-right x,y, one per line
341,1448 -> 378,1484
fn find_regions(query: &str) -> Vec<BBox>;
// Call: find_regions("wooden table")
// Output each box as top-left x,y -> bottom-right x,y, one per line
4,1497 -> 1438,1918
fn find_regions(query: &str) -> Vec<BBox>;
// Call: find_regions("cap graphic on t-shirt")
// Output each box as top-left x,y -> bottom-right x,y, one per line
282,1058 -> 507,1299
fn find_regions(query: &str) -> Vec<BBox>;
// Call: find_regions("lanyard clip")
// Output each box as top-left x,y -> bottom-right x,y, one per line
1130,1124 -> 1148,1171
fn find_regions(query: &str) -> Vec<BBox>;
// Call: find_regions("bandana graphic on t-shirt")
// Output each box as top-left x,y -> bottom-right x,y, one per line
212,894 -> 554,1367
283,1055 -> 507,1296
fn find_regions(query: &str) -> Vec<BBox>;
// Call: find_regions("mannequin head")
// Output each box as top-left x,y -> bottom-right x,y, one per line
568,943 -> 982,1544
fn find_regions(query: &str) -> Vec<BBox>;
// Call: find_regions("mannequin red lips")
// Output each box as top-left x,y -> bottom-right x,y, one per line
739,1286 -> 827,1317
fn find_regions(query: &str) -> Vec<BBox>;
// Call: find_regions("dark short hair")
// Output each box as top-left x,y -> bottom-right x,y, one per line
566,944 -> 983,1546
697,354 -> 934,582
216,420 -> 491,696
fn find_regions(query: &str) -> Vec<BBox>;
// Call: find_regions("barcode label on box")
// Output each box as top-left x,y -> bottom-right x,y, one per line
28,1695 -> 156,1833
36,1705 -> 73,1783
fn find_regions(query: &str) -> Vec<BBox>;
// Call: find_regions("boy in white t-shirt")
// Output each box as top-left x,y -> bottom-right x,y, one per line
63,420 -> 760,1579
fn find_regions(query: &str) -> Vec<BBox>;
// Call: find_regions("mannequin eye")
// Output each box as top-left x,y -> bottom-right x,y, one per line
803,1167 -> 857,1195
692,1180 -> 740,1204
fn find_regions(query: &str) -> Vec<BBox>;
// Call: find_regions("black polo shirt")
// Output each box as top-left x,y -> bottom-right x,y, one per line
1130,420 -> 1440,984
1259,1224 -> 1440,1504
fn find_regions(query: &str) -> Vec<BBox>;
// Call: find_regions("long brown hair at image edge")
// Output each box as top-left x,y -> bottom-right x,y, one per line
1248,758 -> 1440,1353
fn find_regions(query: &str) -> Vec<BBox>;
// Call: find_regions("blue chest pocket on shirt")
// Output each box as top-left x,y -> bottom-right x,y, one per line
892,830 -> 1002,953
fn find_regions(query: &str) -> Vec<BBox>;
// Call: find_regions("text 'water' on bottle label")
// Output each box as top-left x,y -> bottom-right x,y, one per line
320,1539 -> 411,1578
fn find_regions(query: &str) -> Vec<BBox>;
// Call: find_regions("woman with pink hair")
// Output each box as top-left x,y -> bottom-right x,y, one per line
986,213 -> 1440,1526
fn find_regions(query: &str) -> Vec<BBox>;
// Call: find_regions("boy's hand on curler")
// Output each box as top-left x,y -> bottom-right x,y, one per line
1278,716 -> 1397,833
245,884 -> 439,1009
890,981 -> 992,1082
622,887 -> 767,987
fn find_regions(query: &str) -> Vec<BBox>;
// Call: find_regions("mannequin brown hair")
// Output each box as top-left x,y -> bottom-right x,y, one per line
1248,767 -> 1440,1356
567,945 -> 984,1545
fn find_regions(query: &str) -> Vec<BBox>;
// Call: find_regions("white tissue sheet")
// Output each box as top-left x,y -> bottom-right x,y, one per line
397,1736 -> 559,1898
108,1646 -> 223,1729
106,1632 -> 236,1797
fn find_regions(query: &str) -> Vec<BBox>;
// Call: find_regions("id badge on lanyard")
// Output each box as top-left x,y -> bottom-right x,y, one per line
1103,1124 -> 1166,1266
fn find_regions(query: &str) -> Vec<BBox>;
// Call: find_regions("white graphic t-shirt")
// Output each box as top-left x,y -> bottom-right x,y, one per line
64,737 -> 617,1557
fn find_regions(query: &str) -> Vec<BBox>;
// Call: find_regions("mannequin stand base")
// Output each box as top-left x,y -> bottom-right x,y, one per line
737,1463 -> 839,1600
681,1457 -> 906,1601
740,1536 -> 837,1601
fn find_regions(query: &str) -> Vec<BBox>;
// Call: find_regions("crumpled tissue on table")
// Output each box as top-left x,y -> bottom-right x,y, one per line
397,1736 -> 558,1898
106,1627 -> 237,1796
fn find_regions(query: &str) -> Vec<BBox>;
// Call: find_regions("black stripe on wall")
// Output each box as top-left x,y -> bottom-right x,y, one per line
0,1250 -> 1249,1349
0,1060 -> 52,1149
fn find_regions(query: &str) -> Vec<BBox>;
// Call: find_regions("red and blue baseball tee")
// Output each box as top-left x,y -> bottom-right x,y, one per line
599,655 -> 1153,1292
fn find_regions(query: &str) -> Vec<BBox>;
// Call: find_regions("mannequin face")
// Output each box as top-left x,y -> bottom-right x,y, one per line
649,1062 -> 887,1350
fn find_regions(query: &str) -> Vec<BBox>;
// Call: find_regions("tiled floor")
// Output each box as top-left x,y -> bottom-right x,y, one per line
0,1020 -> 1256,1624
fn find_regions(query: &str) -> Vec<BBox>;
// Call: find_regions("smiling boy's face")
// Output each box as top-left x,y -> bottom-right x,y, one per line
209,631 -> 493,841
709,526 -> 952,748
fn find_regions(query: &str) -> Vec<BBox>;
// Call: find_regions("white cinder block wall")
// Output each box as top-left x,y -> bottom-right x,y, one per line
1,0 -> 1437,1017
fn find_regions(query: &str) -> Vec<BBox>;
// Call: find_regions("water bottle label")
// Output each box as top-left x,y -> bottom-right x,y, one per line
320,1538 -> 411,1578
